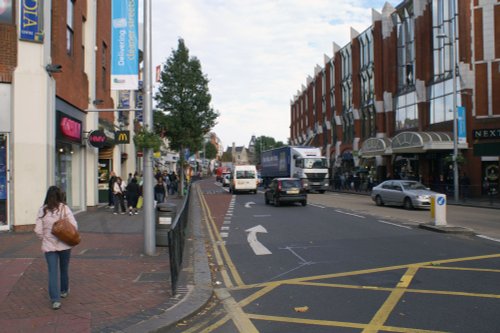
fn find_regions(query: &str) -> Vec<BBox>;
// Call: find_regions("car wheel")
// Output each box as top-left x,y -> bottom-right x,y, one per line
301,200 -> 307,206
318,190 -> 325,194
404,197 -> 414,210
265,196 -> 269,205
274,197 -> 280,207
375,195 -> 384,206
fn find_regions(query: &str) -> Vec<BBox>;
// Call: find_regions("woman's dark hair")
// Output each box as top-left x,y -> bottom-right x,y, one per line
41,186 -> 66,217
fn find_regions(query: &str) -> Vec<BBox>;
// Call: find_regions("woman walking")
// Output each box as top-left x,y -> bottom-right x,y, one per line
113,177 -> 127,214
34,186 -> 78,310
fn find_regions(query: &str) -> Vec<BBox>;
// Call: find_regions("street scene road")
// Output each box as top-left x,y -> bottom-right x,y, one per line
167,179 -> 500,333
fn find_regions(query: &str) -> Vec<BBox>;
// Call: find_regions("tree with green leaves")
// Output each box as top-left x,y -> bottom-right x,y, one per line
155,39 -> 219,194
254,136 -> 285,165
203,142 -> 217,160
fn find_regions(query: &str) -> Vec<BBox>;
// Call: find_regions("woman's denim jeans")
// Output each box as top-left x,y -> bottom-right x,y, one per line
44,249 -> 71,302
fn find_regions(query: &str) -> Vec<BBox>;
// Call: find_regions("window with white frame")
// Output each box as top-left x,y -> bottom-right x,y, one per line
66,0 -> 75,55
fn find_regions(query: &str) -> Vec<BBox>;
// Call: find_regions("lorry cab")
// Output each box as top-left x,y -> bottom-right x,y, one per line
230,165 -> 258,194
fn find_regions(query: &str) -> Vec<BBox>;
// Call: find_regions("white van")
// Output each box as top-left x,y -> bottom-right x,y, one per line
230,165 -> 258,194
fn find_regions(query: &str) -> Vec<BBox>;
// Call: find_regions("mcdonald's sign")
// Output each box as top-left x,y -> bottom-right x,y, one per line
115,130 -> 130,144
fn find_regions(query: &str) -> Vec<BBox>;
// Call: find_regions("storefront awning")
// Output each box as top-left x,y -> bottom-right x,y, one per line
391,131 -> 468,153
359,137 -> 392,157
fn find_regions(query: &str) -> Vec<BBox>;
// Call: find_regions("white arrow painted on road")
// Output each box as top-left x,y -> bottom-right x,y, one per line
245,201 -> 256,208
245,225 -> 272,255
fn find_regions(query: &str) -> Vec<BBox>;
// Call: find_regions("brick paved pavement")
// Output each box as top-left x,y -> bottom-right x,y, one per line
0,186 -> 212,333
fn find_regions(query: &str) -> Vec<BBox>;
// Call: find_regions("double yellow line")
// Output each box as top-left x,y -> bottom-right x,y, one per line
197,187 -> 244,288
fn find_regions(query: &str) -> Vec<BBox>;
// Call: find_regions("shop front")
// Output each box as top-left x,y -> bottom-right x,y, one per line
473,129 -> 500,198
1,83 -> 11,230
55,100 -> 85,211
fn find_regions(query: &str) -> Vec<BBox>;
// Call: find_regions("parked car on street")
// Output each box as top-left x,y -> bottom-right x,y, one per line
371,180 -> 438,209
264,178 -> 307,207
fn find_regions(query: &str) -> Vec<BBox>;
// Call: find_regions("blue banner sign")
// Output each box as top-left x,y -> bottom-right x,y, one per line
111,0 -> 138,90
19,0 -> 44,42
457,106 -> 466,144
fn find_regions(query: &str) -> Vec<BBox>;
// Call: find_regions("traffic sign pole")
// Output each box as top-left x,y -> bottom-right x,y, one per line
431,194 -> 447,226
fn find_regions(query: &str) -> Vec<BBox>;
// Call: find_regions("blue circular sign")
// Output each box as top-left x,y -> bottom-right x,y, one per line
437,197 -> 446,206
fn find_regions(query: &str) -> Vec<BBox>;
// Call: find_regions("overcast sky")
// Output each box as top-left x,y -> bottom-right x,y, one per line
148,1 -> 399,149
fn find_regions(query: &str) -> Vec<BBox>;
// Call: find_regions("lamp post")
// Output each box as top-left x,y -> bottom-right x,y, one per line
143,0 -> 155,255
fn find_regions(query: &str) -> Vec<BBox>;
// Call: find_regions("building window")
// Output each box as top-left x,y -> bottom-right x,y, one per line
102,42 -> 108,89
66,0 -> 75,55
359,29 -> 375,139
394,5 -> 415,92
0,0 -> 13,24
430,0 -> 460,124
340,45 -> 353,143
395,92 -> 418,130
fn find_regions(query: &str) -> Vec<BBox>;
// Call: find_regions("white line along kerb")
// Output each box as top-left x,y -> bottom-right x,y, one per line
245,225 -> 272,255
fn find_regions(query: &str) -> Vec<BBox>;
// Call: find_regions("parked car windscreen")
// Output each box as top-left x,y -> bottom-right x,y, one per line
401,181 -> 427,190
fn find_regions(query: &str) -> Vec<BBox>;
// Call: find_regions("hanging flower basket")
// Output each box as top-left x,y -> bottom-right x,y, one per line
133,128 -> 162,151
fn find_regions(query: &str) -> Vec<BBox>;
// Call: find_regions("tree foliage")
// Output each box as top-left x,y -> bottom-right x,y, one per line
254,136 -> 285,164
154,39 -> 219,154
203,142 -> 217,160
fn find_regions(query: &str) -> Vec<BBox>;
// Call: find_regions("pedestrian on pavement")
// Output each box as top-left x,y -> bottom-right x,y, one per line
108,171 -> 117,208
113,177 -> 127,214
34,186 -> 78,310
126,177 -> 141,215
154,178 -> 166,203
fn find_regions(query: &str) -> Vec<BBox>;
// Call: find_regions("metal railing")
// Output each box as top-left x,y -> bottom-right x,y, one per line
167,184 -> 191,295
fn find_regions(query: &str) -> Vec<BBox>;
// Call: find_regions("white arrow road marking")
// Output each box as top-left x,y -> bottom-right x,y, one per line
245,201 -> 256,208
245,225 -> 272,255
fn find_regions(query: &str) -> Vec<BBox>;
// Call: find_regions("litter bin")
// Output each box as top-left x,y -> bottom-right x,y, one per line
156,203 -> 177,247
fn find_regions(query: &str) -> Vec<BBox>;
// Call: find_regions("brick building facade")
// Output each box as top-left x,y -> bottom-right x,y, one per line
290,0 -> 500,199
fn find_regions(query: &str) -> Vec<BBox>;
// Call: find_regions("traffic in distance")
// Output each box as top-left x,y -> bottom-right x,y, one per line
216,145 -> 439,211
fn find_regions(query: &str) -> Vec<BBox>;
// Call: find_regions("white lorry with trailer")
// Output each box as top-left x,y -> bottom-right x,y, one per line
261,146 -> 329,193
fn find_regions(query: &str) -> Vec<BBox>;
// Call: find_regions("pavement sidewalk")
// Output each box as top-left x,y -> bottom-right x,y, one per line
0,184 -> 212,333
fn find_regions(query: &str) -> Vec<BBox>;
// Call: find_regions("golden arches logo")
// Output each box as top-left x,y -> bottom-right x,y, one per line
115,131 -> 130,144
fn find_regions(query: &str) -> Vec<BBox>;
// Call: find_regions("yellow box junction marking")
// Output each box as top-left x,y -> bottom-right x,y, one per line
197,185 -> 500,332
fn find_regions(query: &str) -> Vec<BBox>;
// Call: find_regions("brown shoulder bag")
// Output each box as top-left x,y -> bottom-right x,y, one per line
51,205 -> 81,246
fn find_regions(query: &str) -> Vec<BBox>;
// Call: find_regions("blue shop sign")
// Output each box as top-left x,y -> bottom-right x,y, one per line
20,0 -> 44,43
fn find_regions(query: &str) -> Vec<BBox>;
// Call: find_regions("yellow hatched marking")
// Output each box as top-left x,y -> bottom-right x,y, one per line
239,253 -> 500,288
422,266 -> 500,273
198,188 -> 244,287
289,281 -> 500,299
247,314 -> 445,333
362,266 -> 419,333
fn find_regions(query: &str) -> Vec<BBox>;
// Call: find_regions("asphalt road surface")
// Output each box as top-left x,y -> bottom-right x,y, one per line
167,179 -> 500,333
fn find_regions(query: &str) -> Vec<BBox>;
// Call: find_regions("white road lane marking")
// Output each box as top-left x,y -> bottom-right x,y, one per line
377,220 -> 412,229
335,210 -> 366,218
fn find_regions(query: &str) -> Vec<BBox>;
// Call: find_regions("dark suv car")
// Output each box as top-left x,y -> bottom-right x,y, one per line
264,178 -> 307,207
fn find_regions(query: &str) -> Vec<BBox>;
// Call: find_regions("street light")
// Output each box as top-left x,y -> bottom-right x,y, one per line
437,2 -> 459,202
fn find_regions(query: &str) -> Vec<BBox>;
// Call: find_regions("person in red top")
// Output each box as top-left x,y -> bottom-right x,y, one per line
34,186 -> 78,310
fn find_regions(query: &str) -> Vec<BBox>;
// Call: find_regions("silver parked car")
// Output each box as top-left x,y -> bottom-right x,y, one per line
371,180 -> 439,209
